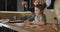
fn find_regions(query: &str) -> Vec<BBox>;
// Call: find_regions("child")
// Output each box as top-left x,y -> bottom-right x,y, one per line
24,4 -> 46,28
24,4 -> 46,30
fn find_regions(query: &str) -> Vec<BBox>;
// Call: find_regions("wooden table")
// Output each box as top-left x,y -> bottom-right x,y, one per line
2,23 -> 57,32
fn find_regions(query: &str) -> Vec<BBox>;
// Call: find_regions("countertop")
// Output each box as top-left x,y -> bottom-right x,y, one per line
0,23 -> 57,32
0,23 -> 30,32
0,11 -> 31,13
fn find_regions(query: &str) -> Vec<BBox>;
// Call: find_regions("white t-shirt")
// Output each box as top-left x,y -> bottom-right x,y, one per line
34,15 -> 43,24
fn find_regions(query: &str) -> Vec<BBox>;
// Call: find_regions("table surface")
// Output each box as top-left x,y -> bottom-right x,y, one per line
2,23 -> 57,32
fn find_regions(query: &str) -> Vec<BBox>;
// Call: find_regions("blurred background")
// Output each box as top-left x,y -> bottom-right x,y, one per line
0,0 -> 60,23
0,0 -> 60,32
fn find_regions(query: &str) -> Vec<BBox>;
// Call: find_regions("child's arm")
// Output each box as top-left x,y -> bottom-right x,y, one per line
42,14 -> 46,25
28,15 -> 35,21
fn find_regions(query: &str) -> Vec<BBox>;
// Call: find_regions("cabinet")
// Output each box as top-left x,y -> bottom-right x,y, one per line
0,0 -> 5,11
0,0 -> 17,11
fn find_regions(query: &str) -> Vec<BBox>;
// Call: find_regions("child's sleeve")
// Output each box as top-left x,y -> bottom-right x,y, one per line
21,16 -> 29,20
28,15 -> 35,21
42,14 -> 46,22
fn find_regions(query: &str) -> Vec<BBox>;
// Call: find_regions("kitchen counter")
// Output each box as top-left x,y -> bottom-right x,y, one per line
0,23 -> 30,32
0,23 -> 57,32
0,11 -> 31,13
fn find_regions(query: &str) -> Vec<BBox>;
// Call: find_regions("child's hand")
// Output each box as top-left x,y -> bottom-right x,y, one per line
24,20 -> 30,24
38,22 -> 44,25
37,22 -> 45,27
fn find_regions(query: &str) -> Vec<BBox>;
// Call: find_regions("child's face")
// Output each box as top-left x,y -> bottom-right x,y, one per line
34,7 -> 42,16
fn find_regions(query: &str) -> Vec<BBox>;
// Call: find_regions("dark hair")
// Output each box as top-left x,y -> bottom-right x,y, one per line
35,4 -> 46,10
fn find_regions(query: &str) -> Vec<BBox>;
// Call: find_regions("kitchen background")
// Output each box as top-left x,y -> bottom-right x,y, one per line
0,0 -> 60,24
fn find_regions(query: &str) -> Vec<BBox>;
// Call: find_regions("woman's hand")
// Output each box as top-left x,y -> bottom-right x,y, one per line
22,1 -> 28,6
34,0 -> 39,6
34,0 -> 45,6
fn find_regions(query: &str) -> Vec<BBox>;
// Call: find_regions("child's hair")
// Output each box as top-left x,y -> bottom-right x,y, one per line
35,4 -> 46,11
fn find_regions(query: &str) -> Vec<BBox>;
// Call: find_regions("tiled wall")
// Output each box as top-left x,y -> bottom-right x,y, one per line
44,9 -> 58,24
44,0 -> 60,23
54,0 -> 60,22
